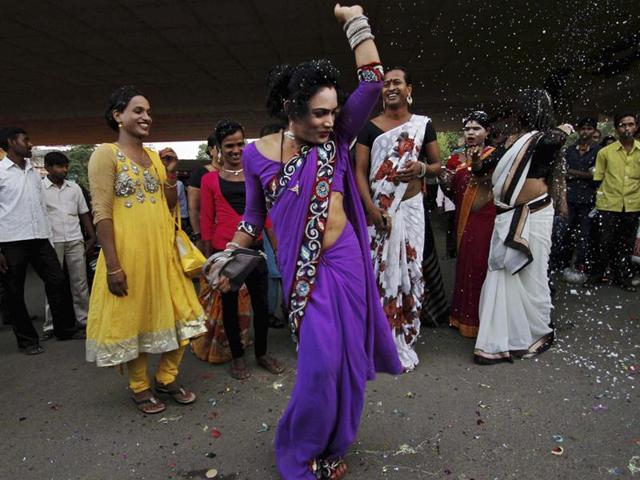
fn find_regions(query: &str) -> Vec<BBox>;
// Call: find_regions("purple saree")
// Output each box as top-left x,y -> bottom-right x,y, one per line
239,74 -> 402,479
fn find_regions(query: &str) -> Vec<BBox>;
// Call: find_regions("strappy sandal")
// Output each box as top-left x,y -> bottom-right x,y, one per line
155,381 -> 197,404
131,390 -> 166,414
230,358 -> 251,380
257,355 -> 284,374
309,458 -> 348,479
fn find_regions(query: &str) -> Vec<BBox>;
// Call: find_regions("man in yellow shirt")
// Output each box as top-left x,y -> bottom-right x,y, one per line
587,113 -> 640,291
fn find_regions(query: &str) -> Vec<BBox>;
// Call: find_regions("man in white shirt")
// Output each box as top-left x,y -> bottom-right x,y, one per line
0,128 -> 83,354
41,152 -> 96,338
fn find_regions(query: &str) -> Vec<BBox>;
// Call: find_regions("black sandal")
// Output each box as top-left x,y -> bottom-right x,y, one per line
20,344 -> 45,355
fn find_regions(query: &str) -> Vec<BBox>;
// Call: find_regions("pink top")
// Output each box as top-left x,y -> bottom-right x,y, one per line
200,171 -> 268,250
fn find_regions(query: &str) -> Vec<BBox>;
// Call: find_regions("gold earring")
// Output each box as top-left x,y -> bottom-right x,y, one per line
118,122 -> 124,128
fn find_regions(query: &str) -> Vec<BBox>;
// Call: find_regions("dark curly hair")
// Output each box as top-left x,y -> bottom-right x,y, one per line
104,85 -> 146,132
266,59 -> 346,123
214,120 -> 244,147
513,88 -> 556,132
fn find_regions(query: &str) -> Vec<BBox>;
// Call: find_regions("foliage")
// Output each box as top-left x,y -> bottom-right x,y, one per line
196,143 -> 210,161
66,144 -> 95,189
436,131 -> 462,163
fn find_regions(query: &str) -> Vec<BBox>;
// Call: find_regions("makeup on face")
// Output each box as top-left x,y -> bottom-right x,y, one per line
382,70 -> 410,107
292,86 -> 338,144
463,121 -> 487,146
220,131 -> 245,167
119,96 -> 153,138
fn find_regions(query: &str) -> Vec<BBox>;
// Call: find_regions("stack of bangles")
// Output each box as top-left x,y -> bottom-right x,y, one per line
164,172 -> 178,188
107,268 -> 123,276
343,15 -> 374,50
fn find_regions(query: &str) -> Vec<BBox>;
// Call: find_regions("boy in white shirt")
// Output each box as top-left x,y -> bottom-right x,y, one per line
41,151 -> 96,337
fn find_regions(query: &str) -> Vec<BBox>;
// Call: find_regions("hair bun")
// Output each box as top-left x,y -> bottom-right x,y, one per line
266,64 -> 294,122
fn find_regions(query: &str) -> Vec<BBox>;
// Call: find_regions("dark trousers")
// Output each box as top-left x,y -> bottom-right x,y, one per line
550,202 -> 593,271
0,239 -> 77,348
444,210 -> 457,259
590,210 -> 640,282
221,256 -> 269,359
0,276 -> 11,325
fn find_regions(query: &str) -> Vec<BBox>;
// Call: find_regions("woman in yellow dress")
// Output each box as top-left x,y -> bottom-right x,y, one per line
86,85 -> 206,414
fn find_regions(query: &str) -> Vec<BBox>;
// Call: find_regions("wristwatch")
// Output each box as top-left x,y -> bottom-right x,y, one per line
190,232 -> 201,242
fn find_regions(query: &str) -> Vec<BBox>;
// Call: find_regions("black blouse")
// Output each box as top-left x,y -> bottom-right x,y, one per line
356,119 -> 438,162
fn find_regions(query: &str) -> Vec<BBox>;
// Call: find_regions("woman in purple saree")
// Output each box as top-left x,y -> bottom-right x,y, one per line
215,4 -> 402,478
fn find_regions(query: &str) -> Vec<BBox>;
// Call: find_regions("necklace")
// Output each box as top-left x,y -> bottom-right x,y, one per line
222,168 -> 243,176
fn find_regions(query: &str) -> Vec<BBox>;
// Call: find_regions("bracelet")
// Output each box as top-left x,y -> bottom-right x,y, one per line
344,15 -> 374,51
225,241 -> 241,250
417,162 -> 427,179
164,181 -> 178,188
107,268 -> 123,276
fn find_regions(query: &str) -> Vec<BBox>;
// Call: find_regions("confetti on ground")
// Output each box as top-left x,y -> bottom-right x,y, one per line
551,446 -> 564,456
157,415 -> 183,424
205,468 -> 218,478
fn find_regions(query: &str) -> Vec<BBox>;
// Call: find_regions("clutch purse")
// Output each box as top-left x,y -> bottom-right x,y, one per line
203,248 -> 265,292
174,206 -> 206,278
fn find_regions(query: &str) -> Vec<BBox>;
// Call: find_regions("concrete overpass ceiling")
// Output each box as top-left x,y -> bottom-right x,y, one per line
1,0 -> 638,144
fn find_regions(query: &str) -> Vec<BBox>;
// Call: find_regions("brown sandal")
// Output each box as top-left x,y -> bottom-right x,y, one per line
155,381 -> 196,405
257,355 -> 284,374
132,389 -> 166,414
230,358 -> 251,380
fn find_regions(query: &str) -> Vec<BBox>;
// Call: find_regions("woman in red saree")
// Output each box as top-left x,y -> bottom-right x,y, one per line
447,112 -> 497,338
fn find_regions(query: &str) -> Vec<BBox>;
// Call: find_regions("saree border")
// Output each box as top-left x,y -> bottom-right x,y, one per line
287,141 -> 337,341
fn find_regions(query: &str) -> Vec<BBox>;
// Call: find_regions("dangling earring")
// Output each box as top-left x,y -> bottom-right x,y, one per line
407,95 -> 413,106
118,122 -> 124,128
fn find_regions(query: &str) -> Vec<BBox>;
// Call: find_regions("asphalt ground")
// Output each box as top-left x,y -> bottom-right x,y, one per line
1,213 -> 639,480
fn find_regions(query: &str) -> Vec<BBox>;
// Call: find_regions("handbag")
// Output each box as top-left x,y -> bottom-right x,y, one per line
203,247 -> 266,292
174,206 -> 206,278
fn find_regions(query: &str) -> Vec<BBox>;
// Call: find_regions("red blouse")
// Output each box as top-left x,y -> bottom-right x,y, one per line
200,171 -> 268,251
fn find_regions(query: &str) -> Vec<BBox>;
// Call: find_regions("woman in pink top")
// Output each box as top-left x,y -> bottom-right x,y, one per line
199,120 -> 282,380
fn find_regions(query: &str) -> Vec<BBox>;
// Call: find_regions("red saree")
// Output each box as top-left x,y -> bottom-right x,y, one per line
449,148 -> 496,338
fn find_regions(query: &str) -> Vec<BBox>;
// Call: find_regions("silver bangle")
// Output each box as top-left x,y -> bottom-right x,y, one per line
225,241 -> 241,250
344,15 -> 374,50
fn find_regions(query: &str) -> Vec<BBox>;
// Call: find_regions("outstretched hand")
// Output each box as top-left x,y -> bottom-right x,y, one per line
334,3 -> 364,24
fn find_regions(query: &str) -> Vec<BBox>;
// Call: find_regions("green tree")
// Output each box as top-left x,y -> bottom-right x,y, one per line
66,144 -> 95,190
436,131 -> 461,163
196,143 -> 210,161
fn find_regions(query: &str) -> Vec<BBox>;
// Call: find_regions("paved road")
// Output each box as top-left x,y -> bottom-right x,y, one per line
1,215 -> 639,479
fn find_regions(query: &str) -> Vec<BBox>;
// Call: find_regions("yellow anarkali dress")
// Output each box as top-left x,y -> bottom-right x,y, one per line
86,143 -> 206,367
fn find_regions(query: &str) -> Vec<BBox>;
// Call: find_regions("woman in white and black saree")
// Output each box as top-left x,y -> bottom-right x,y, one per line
474,89 -> 573,365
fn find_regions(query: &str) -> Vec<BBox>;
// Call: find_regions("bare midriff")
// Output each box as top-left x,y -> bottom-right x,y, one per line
323,192 -> 348,249
403,177 -> 423,200
515,178 -> 548,205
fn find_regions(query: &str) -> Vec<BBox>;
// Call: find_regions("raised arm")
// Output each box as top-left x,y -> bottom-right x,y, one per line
334,4 -> 384,142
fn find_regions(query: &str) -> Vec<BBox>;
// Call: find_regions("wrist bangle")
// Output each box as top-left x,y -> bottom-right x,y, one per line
226,241 -> 241,250
107,268 -> 123,276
